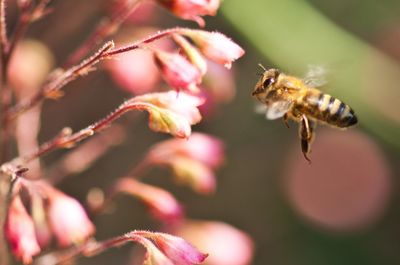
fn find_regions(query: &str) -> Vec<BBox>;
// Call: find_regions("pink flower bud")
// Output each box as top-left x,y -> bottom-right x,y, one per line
148,132 -> 224,169
139,237 -> 174,265
113,178 -> 184,222
172,220 -> 254,265
155,0 -> 220,27
132,91 -> 204,138
148,106 -> 193,138
106,27 -> 173,95
46,188 -> 95,247
5,196 -> 41,264
107,49 -> 161,95
153,50 -> 201,93
8,39 -> 54,96
133,231 -> 208,265
168,156 -> 216,194
31,194 -> 52,248
181,30 -> 245,68
173,34 -> 207,76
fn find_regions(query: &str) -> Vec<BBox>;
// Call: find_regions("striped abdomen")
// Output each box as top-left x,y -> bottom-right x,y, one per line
299,90 -> 358,128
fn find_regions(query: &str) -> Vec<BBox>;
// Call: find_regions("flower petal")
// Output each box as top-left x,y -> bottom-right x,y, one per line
173,220 -> 254,265
155,0 -> 220,27
153,50 -> 201,92
181,30 -> 245,68
43,184 -> 95,247
133,231 -> 208,265
132,91 -> 204,138
113,178 -> 184,223
5,196 -> 41,264
147,132 -> 224,169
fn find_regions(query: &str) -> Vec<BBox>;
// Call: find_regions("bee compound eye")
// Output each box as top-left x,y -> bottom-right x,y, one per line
263,78 -> 274,88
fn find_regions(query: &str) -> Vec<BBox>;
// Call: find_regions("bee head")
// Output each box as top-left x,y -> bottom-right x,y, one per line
252,67 -> 280,98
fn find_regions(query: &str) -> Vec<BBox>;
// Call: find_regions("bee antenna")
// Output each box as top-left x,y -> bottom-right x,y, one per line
255,72 -> 264,77
258,63 -> 267,71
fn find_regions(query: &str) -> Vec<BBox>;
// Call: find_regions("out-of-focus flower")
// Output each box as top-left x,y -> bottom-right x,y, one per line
110,0 -> 156,25
153,49 -> 201,92
173,34 -> 207,75
198,60 -> 236,115
5,196 -> 41,264
106,27 -> 173,95
8,39 -> 54,96
9,41 -> 53,180
172,220 -> 254,265
132,231 -> 208,265
45,187 -> 95,246
107,49 -> 161,95
155,0 -> 220,27
148,132 -> 224,168
31,193 -> 52,248
113,178 -> 184,222
132,91 -> 204,138
145,133 -> 224,193
169,156 -> 216,194
180,30 -> 245,69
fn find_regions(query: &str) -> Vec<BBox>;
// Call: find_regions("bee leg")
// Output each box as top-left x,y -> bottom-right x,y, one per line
283,113 -> 290,128
299,115 -> 315,163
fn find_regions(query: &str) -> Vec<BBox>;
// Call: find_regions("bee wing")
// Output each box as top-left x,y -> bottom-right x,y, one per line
265,100 -> 292,120
303,65 -> 328,88
254,102 -> 268,114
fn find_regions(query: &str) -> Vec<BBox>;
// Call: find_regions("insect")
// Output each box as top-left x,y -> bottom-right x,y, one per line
252,65 -> 357,162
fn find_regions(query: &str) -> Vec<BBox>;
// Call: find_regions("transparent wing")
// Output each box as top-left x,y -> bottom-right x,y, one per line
265,100 -> 292,120
303,65 -> 328,88
254,102 -> 268,114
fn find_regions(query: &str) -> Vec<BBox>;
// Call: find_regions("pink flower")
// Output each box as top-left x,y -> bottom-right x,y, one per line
107,49 -> 161,95
173,34 -> 207,76
106,27 -> 173,95
153,49 -> 201,92
146,133 -> 224,194
168,156 -> 216,194
203,59 -> 236,99
31,194 -> 52,248
181,30 -> 245,68
148,132 -> 224,168
132,231 -> 208,265
138,236 -> 174,265
132,91 -> 204,138
5,196 -> 41,264
113,178 -> 184,223
8,39 -> 54,96
155,0 -> 220,27
172,220 -> 254,265
145,133 -> 224,193
46,188 -> 95,247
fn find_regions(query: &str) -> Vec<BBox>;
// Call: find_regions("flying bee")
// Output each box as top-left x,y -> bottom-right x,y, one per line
252,65 -> 358,162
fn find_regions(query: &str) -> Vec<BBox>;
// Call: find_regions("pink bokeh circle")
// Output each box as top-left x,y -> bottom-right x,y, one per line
285,129 -> 391,232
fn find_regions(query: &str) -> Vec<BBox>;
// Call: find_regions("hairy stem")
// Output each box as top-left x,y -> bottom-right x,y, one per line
20,100 -> 151,163
6,27 -> 184,121
5,41 -> 115,120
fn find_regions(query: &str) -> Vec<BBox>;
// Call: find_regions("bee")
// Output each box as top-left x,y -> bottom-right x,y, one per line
252,65 -> 357,162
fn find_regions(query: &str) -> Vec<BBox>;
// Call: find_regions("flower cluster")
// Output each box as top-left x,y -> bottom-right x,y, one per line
0,0 -> 251,264
5,180 -> 95,263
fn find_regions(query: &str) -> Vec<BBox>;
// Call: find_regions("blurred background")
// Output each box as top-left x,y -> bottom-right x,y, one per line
7,0 -> 400,264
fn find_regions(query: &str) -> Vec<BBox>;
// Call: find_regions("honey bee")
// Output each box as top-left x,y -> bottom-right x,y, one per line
252,65 -> 357,162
